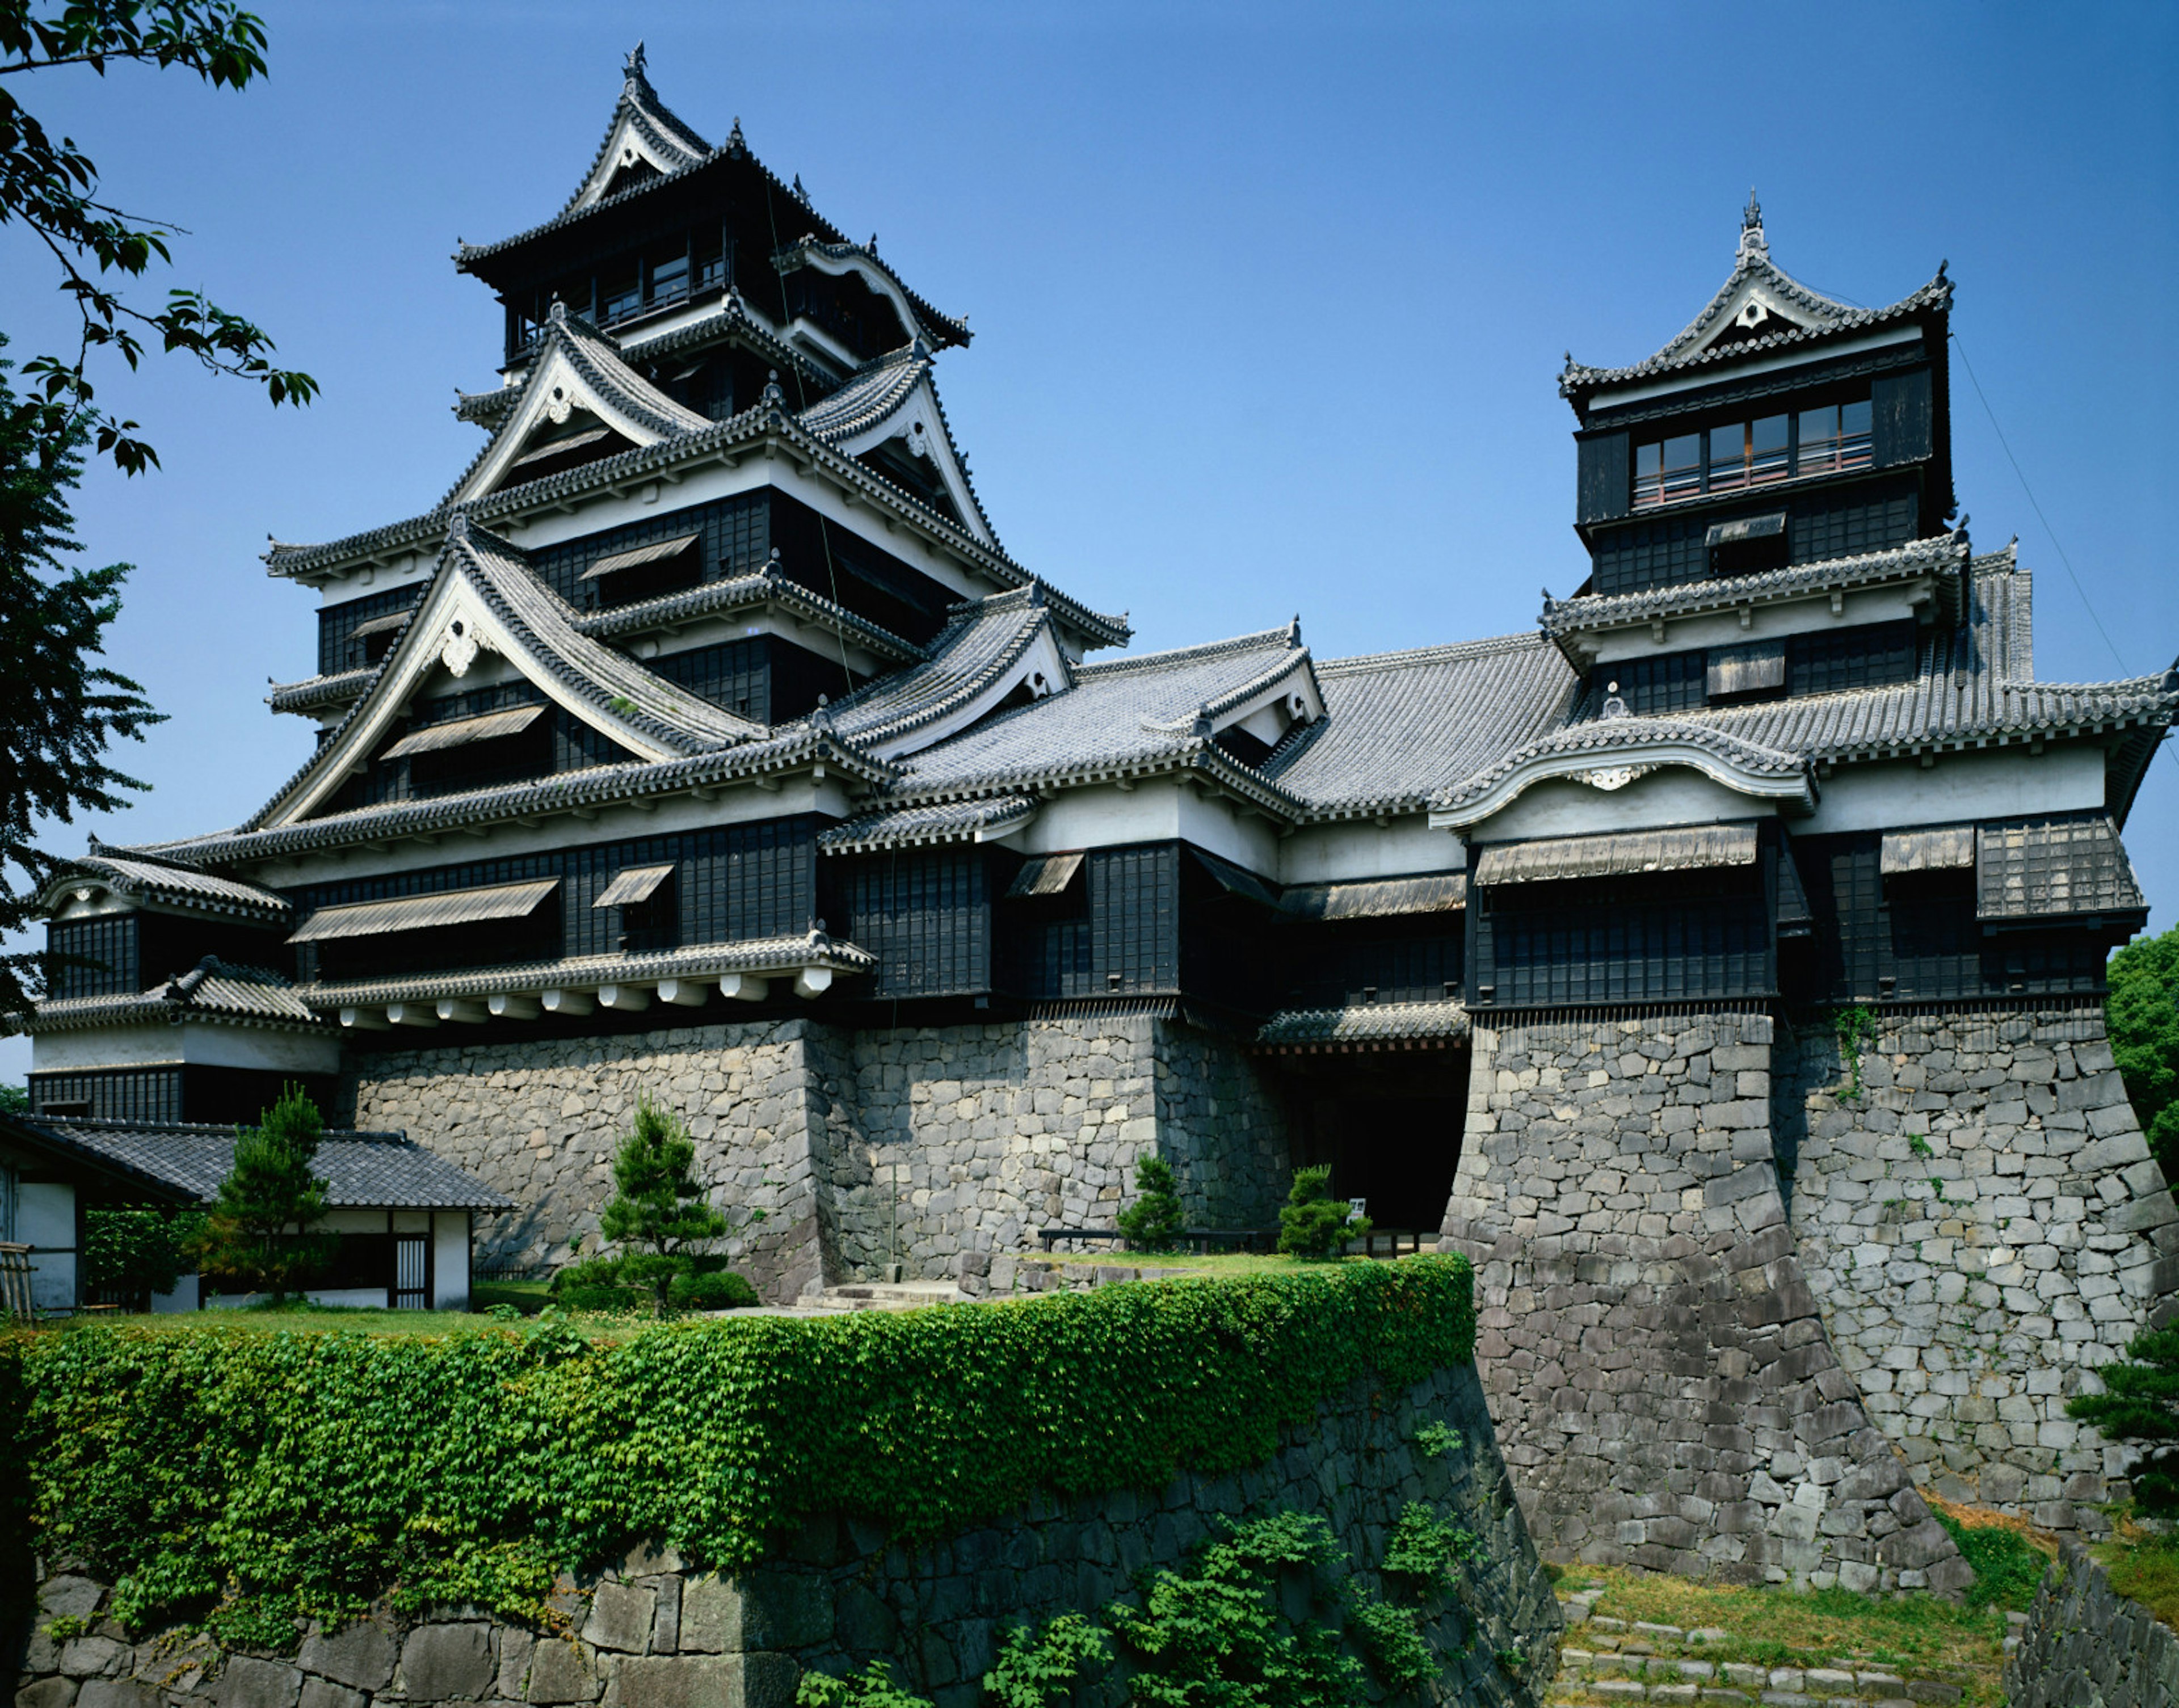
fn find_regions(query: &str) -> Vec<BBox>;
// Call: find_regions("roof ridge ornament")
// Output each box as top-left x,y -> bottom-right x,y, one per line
728,117 -> 746,155
761,369 -> 785,409
624,40 -> 647,89
1738,188 -> 1768,263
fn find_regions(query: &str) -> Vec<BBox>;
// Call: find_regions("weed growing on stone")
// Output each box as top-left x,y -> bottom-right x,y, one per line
1835,1006 -> 1878,1100
1416,1421 -> 1465,1459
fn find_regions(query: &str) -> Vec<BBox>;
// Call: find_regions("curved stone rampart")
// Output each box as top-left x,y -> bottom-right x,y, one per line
1441,1011 -> 1967,1592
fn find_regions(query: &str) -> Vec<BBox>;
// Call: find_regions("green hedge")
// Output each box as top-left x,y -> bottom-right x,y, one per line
0,1256 -> 1473,1635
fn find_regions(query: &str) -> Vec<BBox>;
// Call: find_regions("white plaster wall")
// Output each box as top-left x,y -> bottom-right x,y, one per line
1803,744 -> 2105,835
1278,815 -> 1459,884
433,1210 -> 470,1309
1588,584 -> 1929,663
1475,768 -> 1777,842
18,1180 -> 75,1310
31,1022 -> 340,1075
1015,779 -> 1282,874
150,1274 -> 199,1312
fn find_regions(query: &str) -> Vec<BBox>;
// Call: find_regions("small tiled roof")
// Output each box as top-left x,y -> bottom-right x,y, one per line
573,565 -> 926,664
817,796 -> 1038,853
796,343 -> 931,441
300,928 -> 873,1012
887,624 -> 1317,805
818,589 -> 1054,754
1255,1000 -> 1469,1050
1562,209 -> 1950,400
28,958 -> 325,1036
44,853 -> 292,924
7,1114 -> 510,1210
1279,873 -> 1467,921
1264,633 -> 1577,821
1434,717 -> 1807,816
442,305 -> 711,508
1541,535 -> 1970,647
267,666 -> 377,717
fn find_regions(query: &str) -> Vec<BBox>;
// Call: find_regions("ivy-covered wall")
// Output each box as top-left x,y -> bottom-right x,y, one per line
2,1262 -> 1556,1708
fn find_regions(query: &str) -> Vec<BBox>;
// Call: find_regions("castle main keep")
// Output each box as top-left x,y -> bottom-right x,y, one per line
18,52 -> 2177,1585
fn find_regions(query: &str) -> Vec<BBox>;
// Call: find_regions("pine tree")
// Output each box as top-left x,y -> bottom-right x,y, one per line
1117,1154 -> 1186,1252
2069,1326 -> 2179,1513
1277,1164 -> 1367,1261
599,1097 -> 734,1315
194,1084 -> 334,1305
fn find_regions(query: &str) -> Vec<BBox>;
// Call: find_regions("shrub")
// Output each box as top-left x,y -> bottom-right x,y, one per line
2069,1324 -> 2179,1512
671,1269 -> 758,1311
195,1085 -> 335,1303
84,1209 -> 206,1300
0,1256 -> 1474,1635
600,1097 -> 745,1316
1278,1165 -> 1366,1260
2110,925 -> 2179,1182
1117,1155 -> 1185,1252
1931,1512 -> 2047,1612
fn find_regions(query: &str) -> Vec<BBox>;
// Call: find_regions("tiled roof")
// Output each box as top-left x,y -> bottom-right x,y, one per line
816,796 -> 1039,853
1264,633 -> 1577,820
46,853 -> 292,923
1588,560 -> 2178,768
573,564 -> 926,664
240,518 -> 766,842
1255,1000 -> 1469,1049
883,624 -> 1317,807
7,1114 -> 511,1210
560,48 -> 712,216
1435,717 -> 1808,817
299,929 -> 873,1011
28,957 -> 326,1035
1562,212 -> 1950,398
818,589 -> 1054,754
796,343 -> 931,441
261,387 -> 1119,645
441,305 -> 711,508
144,728 -> 891,870
769,237 -> 971,349
267,667 -> 375,717
1541,535 -> 1970,643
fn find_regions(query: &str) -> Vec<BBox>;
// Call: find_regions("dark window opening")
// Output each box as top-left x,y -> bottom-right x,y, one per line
1634,396 -> 1871,511
1213,724 -> 1275,768
618,873 -> 680,954
314,910 -> 562,982
586,544 -> 705,609
406,723 -> 553,799
1787,620 -> 1919,695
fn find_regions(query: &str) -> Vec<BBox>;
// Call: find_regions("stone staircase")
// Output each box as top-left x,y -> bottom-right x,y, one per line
1546,1588 -> 2016,1708
802,1280 -> 967,1314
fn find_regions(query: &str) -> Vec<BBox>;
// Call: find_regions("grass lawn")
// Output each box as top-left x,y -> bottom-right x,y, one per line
2096,1521 -> 2179,1627
1559,1565 -> 2015,1703
472,1276 -> 553,1314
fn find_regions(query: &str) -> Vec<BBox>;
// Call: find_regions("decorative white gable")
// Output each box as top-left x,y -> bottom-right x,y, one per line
828,372 -> 997,549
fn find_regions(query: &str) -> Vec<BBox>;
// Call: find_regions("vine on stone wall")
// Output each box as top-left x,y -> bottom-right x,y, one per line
1835,1006 -> 1878,1101
0,1257 -> 1475,1640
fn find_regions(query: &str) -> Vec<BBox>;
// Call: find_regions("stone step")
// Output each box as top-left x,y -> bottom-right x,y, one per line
805,1281 -> 967,1312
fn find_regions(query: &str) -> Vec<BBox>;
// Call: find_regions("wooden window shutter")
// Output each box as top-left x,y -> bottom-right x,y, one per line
1871,368 -> 1933,468
1576,431 -> 1632,523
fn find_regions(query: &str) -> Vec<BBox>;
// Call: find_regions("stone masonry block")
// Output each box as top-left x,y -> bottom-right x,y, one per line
399,1625 -> 494,1701
215,1658 -> 303,1708
298,1622 -> 397,1693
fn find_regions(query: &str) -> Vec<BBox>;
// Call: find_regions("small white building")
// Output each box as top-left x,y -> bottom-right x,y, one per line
0,1112 -> 510,1313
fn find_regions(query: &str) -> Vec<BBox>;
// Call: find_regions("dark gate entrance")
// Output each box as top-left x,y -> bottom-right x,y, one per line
1268,1045 -> 1470,1234
393,1233 -> 430,1310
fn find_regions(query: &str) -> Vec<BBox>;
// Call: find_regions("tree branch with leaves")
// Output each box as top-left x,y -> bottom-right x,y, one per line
0,1 -> 316,476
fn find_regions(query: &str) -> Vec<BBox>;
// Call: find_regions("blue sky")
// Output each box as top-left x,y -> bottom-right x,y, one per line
3,1 -> 2174,1080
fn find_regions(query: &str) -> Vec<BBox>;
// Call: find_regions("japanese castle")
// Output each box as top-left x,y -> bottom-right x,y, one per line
24,49 -> 2174,1304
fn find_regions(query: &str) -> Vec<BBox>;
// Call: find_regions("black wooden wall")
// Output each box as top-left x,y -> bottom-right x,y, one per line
1784,834 -> 2109,1004
1469,868 -> 1774,1008
291,815 -> 820,983
1587,479 -> 1921,598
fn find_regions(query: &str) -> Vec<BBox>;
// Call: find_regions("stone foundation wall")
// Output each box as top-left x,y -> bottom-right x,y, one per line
1778,1005 -> 2179,1530
2005,1536 -> 2178,1708
350,1019 -> 833,1302
1441,1011 -> 1966,1592
11,1363 -> 1559,1708
350,1013 -> 1289,1302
